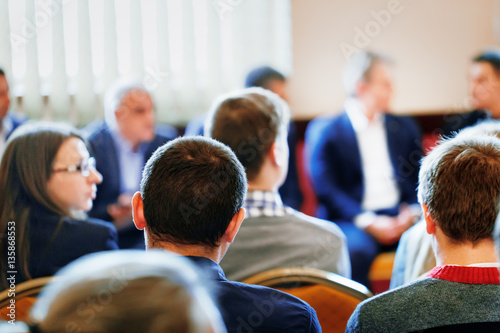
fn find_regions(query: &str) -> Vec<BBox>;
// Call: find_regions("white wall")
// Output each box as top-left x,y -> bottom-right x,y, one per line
289,0 -> 498,119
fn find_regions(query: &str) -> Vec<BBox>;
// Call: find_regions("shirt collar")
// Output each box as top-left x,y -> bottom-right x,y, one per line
186,256 -> 226,281
110,127 -> 147,154
345,98 -> 384,132
243,190 -> 293,218
427,265 -> 500,284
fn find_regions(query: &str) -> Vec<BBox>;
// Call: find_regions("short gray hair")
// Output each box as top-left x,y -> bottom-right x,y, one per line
104,78 -> 149,129
342,51 -> 393,97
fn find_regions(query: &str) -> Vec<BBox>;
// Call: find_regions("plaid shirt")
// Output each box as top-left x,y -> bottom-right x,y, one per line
243,190 -> 295,218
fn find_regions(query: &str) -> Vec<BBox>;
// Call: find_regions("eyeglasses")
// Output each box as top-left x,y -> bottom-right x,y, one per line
53,157 -> 96,177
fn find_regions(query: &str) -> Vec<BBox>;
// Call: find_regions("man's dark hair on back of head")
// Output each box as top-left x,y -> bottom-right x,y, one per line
140,136 -> 247,248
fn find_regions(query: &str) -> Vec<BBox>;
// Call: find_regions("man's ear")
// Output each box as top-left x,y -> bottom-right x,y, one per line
132,191 -> 146,230
224,208 -> 245,244
269,141 -> 287,168
422,203 -> 436,235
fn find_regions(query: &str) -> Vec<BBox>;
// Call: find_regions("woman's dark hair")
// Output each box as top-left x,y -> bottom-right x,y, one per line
0,122 -> 83,287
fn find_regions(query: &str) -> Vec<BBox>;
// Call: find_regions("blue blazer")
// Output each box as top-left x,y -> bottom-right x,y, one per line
5,112 -> 27,138
305,112 -> 422,222
441,110 -> 490,137
85,121 -> 177,221
187,256 -> 321,332
7,205 -> 119,284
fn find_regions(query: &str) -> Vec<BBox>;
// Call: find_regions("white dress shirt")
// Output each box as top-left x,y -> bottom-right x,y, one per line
110,129 -> 146,195
345,98 -> 400,228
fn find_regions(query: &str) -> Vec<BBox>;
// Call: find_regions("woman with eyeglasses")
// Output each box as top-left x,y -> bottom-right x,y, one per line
0,122 -> 119,289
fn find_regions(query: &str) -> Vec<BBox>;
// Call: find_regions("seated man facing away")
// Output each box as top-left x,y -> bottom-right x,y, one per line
132,136 -> 321,332
390,120 -> 500,289
347,135 -> 500,333
185,65 -> 303,210
205,87 -> 350,281
86,78 -> 177,249
28,250 -> 226,333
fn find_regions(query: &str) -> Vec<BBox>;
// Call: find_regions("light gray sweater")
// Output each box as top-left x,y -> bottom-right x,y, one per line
220,210 -> 350,281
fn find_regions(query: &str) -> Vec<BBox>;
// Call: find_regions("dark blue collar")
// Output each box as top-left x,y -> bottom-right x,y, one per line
186,256 -> 227,281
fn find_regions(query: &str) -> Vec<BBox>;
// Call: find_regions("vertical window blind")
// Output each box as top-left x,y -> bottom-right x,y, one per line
1,0 -> 292,126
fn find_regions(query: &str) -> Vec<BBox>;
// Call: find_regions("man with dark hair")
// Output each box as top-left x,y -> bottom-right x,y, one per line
0,68 -> 26,156
185,65 -> 303,210
245,66 -> 287,100
347,136 -> 500,333
442,48 -> 500,135
206,87 -> 350,281
132,136 -> 321,332
305,51 -> 422,286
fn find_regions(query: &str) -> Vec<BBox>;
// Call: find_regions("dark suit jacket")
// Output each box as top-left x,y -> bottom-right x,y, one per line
7,205 -> 118,284
4,112 -> 27,137
85,121 -> 177,222
441,110 -> 490,137
187,256 -> 321,333
305,111 -> 422,222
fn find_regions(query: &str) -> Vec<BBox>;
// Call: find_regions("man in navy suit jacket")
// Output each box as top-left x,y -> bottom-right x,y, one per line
132,136 -> 321,332
0,68 -> 26,156
306,51 -> 422,286
86,79 -> 177,249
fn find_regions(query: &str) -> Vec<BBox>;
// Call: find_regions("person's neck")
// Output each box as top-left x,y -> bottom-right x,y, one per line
357,99 -> 383,123
247,160 -> 282,192
247,183 -> 276,192
434,237 -> 498,267
146,239 -> 225,263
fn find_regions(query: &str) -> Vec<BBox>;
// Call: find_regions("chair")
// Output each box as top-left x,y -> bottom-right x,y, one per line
243,267 -> 372,333
0,277 -> 53,322
368,251 -> 396,294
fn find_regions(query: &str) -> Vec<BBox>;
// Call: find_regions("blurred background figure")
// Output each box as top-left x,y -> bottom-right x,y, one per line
29,250 -> 226,333
306,51 -> 422,287
85,78 -> 177,249
442,48 -> 500,135
0,122 -> 118,288
185,66 -> 303,210
0,68 -> 26,157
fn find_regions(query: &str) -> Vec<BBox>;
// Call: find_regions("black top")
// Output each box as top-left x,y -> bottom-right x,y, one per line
4,205 -> 118,284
